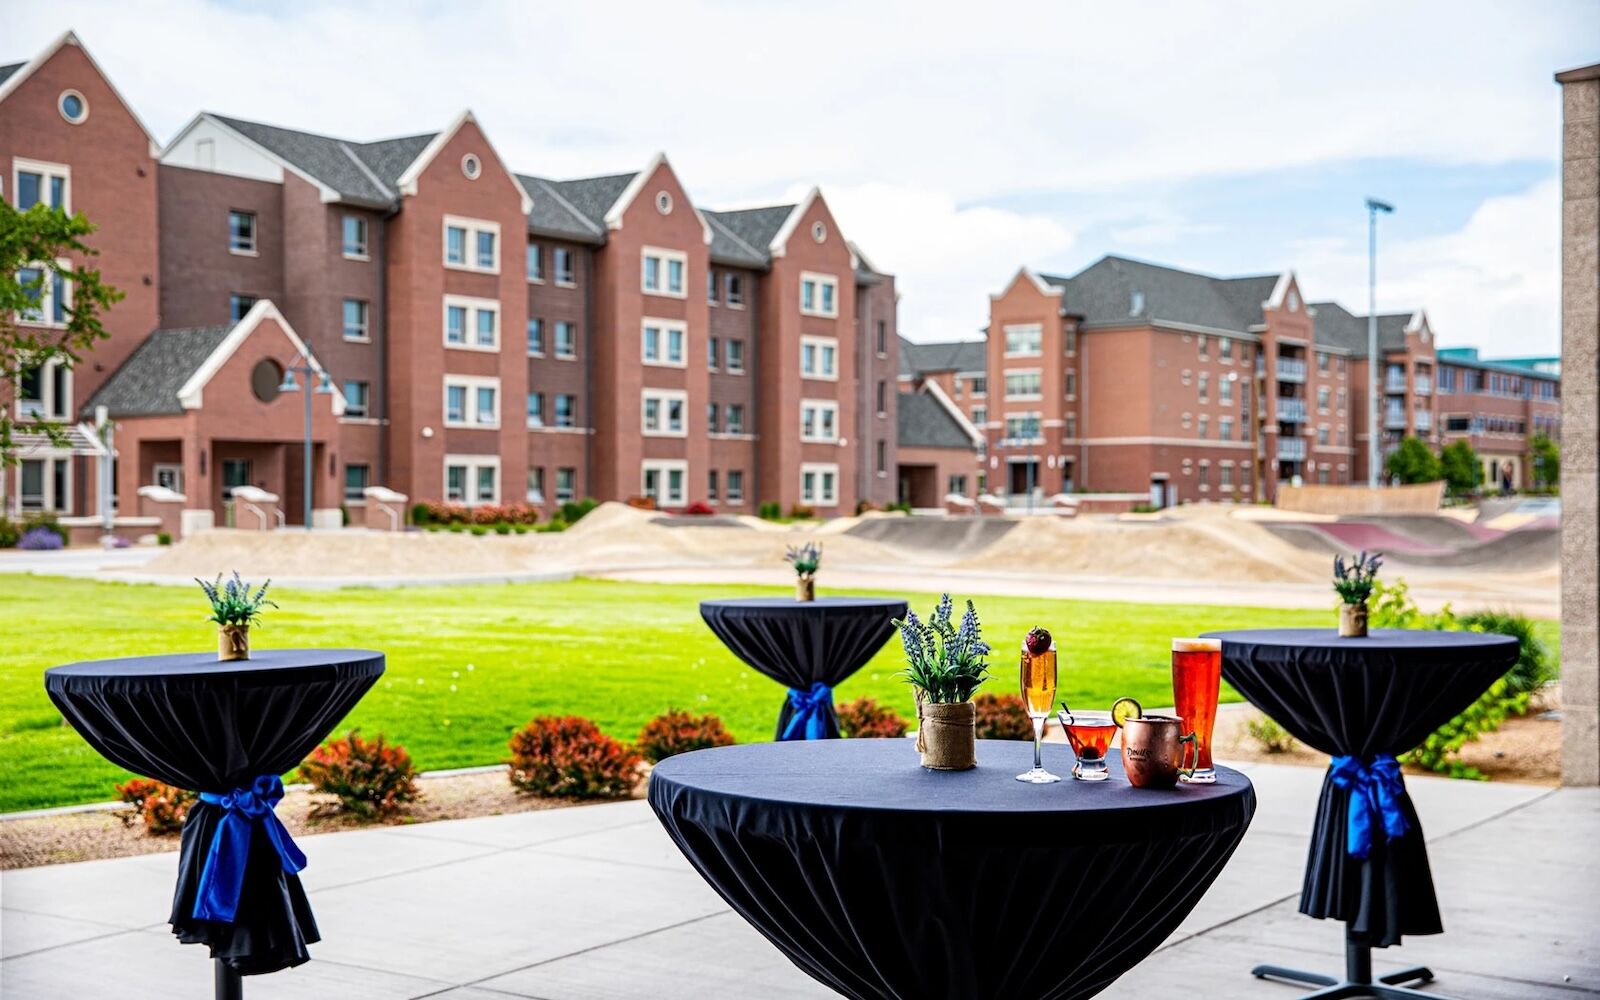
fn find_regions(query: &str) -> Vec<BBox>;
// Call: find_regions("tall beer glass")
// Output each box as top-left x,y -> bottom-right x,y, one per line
1016,628 -> 1060,784
1171,637 -> 1222,783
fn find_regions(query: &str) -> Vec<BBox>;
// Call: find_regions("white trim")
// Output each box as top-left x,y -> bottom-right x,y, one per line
1002,322 -> 1043,358
603,152 -> 714,245
163,113 -> 339,200
12,158 -> 71,213
641,317 -> 688,367
846,239 -> 879,274
640,245 -> 689,299
443,452 -> 502,505
1002,367 -> 1042,401
395,110 -> 533,213
800,335 -> 839,381
442,294 -> 501,352
990,267 -> 1062,301
800,399 -> 840,442
641,458 -> 689,505
57,88 -> 88,125
1265,271 -> 1296,310
641,388 -> 688,437
769,187 -> 820,258
176,300 -> 345,415
443,215 -> 500,273
0,31 -> 162,156
799,462 -> 840,506
799,271 -> 839,318
1080,436 -> 1254,449
442,374 -> 501,429
922,381 -> 986,447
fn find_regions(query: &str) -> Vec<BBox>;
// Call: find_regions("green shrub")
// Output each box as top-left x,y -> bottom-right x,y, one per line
469,524 -> 488,536
493,521 -> 512,535
836,697 -> 908,738
559,498 -> 598,524
508,716 -> 641,798
410,502 -> 431,525
635,709 -> 736,763
0,516 -> 19,548
973,691 -> 1032,740
511,523 -> 530,534
758,501 -> 782,520
448,522 -> 466,533
1457,610 -> 1552,698
1404,678 -> 1527,780
298,730 -> 420,819
1246,715 -> 1296,754
885,501 -> 912,514
1130,503 -> 1159,514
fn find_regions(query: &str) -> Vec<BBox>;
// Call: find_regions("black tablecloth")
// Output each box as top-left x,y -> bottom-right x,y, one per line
45,649 -> 385,974
1204,628 -> 1517,948
700,597 -> 906,739
649,739 -> 1255,999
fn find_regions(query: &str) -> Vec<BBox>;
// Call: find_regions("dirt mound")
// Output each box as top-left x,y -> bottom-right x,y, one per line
1262,518 -> 1559,574
1345,515 -> 1488,548
845,516 -> 1018,557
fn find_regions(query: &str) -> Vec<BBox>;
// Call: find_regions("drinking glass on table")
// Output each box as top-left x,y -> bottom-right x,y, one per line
1016,628 -> 1060,784
1056,710 -> 1117,781
1171,637 -> 1222,783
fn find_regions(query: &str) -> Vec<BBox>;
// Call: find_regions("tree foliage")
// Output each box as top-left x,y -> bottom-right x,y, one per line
1384,436 -> 1442,485
1529,432 -> 1560,489
0,201 -> 122,465
1439,440 -> 1482,494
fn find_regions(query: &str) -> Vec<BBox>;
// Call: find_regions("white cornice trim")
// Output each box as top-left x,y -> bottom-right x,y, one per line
768,187 -> 820,258
177,300 -> 344,416
1405,309 -> 1429,335
396,109 -> 534,214
1265,270 -> 1295,309
0,31 -> 162,157
990,267 -> 1062,301
604,151 -> 712,245
846,239 -> 879,275
921,381 -> 985,448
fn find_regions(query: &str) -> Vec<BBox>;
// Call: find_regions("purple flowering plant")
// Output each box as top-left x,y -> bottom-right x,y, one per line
1333,551 -> 1383,605
894,593 -> 990,704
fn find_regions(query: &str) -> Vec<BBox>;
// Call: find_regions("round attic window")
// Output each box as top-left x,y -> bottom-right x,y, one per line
59,90 -> 88,124
811,221 -> 826,243
656,191 -> 673,214
251,359 -> 283,404
461,153 -> 481,179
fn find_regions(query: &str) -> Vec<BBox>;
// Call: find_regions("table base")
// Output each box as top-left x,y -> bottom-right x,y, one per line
1251,932 -> 1449,1000
215,959 -> 243,1000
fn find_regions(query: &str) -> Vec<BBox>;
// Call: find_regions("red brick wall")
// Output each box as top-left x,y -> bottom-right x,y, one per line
709,264 -> 759,511
527,238 -> 592,511
985,272 -> 1066,495
157,164 -> 284,328
855,272 -> 898,506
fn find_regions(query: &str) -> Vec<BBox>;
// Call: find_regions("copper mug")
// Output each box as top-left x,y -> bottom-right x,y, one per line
1121,715 -> 1198,789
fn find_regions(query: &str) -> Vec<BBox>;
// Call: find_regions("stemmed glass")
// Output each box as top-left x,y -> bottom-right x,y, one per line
1016,628 -> 1060,783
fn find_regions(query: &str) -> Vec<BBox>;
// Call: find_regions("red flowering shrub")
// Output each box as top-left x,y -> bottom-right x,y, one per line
837,697 -> 909,738
508,716 -> 642,798
681,500 -> 715,516
789,504 -> 815,518
298,730 -> 421,819
635,709 -> 735,762
974,692 -> 1033,740
115,778 -> 196,835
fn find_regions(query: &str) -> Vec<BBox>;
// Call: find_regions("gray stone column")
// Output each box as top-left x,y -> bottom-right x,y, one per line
1557,62 -> 1600,786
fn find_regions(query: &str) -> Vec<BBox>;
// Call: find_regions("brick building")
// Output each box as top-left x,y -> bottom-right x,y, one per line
0,31 -> 899,530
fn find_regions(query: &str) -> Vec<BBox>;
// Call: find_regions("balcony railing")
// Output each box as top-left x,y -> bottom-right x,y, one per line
1385,374 -> 1408,394
1414,411 -> 1433,431
1275,399 -> 1307,423
1276,438 -> 1307,461
1275,359 -> 1307,383
1384,409 -> 1407,429
1414,376 -> 1432,396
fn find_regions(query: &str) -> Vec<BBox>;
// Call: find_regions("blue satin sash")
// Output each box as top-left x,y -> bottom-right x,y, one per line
781,682 -> 834,741
1329,754 -> 1410,860
192,775 -> 307,922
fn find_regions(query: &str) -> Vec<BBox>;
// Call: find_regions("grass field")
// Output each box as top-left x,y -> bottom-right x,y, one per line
0,575 -> 1559,812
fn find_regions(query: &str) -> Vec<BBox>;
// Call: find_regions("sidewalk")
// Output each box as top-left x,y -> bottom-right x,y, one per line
1,764 -> 1594,998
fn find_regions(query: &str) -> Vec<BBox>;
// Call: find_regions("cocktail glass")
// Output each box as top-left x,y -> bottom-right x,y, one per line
1056,710 -> 1118,781
1172,637 -> 1222,784
1017,635 -> 1060,783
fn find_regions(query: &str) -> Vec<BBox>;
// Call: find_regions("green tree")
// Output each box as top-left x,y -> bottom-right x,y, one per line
1529,432 -> 1560,489
1,201 -> 122,466
1384,436 -> 1442,485
1439,439 -> 1483,495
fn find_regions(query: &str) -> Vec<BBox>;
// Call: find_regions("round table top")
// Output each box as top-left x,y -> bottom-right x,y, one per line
1202,627 -> 1519,660
652,739 -> 1252,837
699,595 -> 909,614
45,648 -> 385,689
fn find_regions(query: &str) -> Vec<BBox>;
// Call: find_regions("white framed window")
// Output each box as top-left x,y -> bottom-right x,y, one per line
342,299 -> 369,341
443,215 -> 500,273
726,403 -> 746,434
554,247 -> 575,285
1004,323 -> 1042,357
641,246 -> 687,298
527,318 -> 544,355
1219,416 -> 1233,441
554,321 -> 576,359
800,336 -> 838,380
1004,369 -> 1041,400
526,391 -> 544,428
15,259 -> 71,328
228,293 -> 257,322
801,399 -> 840,442
444,454 -> 499,505
58,89 -> 88,125
1004,412 -> 1041,441
799,271 -> 839,317
972,405 -> 987,427
16,455 -> 71,513
1219,378 -> 1233,405
341,216 -> 368,259
442,295 -> 499,351
726,469 -> 745,502
1197,415 -> 1209,439
344,463 -> 370,502
555,393 -> 576,428
1197,372 -> 1210,402
641,389 -> 688,436
642,459 -> 688,505
443,375 -> 500,428
707,270 -> 719,305
1064,369 -> 1077,399
343,380 -> 370,419
800,463 -> 839,505
642,318 -> 688,367
461,153 -> 482,179
15,359 -> 71,420
726,339 -> 746,373
228,210 -> 256,255
555,467 -> 576,502
726,273 -> 744,307
527,243 -> 543,282
12,159 -> 70,212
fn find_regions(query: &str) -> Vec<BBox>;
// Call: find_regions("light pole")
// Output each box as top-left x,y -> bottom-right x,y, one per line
1365,197 -> 1394,488
277,356 -> 336,531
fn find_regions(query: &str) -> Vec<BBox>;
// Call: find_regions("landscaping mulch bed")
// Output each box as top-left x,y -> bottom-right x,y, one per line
0,768 -> 644,871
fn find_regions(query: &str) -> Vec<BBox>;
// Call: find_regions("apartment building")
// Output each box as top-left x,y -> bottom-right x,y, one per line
1435,349 -> 1561,488
0,31 -> 899,530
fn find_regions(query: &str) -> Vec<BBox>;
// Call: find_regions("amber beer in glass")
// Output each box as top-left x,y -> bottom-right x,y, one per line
1171,638 -> 1222,783
1016,629 -> 1060,783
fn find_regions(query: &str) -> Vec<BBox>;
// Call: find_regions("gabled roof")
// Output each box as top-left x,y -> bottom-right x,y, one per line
0,31 -> 161,156
204,113 -> 437,207
514,174 -> 606,244
899,337 -> 987,379
704,212 -> 769,268
707,204 -> 795,256
1038,255 -> 1278,336
0,62 -> 23,88
1309,301 -> 1413,356
543,171 -> 638,230
898,388 -> 980,450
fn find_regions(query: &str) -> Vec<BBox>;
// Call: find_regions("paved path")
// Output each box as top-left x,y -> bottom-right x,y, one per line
2,763 -> 1593,998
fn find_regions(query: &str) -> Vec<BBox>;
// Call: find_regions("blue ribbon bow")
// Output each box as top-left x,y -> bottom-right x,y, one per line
193,775 -> 307,923
781,682 -> 834,741
1329,755 -> 1411,860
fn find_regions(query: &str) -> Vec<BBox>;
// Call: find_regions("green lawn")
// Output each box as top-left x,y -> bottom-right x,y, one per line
0,575 -> 1559,812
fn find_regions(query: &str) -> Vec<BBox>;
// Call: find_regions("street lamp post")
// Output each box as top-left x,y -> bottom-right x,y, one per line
277,356 -> 337,531
1365,197 -> 1394,488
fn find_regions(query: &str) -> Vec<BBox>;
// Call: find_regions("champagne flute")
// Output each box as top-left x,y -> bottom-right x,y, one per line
1016,627 -> 1060,783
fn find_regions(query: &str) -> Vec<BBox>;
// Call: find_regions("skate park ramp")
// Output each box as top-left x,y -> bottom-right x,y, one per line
1261,512 -> 1559,572
844,516 -> 1019,558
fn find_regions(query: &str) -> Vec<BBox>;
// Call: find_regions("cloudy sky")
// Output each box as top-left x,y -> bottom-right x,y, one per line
14,1 -> 1597,353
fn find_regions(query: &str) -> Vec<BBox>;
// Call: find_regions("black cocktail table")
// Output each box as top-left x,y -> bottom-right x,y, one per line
699,596 -> 906,739
1204,628 -> 1517,1000
649,739 -> 1255,999
45,649 -> 385,999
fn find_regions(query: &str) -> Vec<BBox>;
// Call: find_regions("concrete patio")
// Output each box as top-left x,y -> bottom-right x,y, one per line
2,763 -> 1595,999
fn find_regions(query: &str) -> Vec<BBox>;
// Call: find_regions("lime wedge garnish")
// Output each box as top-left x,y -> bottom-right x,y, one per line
1111,697 -> 1143,728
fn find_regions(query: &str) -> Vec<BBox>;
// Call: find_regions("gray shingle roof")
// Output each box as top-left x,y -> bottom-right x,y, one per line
704,212 -> 769,268
543,172 -> 636,230
0,62 -> 24,88
899,338 -> 987,379
1039,256 -> 1278,335
897,390 -> 976,450
1310,301 -> 1412,356
514,173 -> 606,244
210,114 -> 436,207
84,326 -> 232,418
706,205 -> 794,259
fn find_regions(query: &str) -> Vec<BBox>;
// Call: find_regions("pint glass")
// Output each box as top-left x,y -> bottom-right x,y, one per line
1171,637 -> 1222,783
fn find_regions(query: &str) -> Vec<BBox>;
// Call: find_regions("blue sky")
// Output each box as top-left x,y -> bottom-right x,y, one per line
11,1 -> 1597,355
